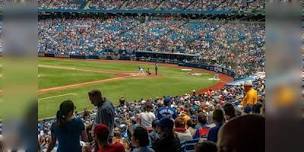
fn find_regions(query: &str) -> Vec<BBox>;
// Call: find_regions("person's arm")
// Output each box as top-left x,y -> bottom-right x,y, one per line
46,133 -> 56,152
241,93 -> 248,106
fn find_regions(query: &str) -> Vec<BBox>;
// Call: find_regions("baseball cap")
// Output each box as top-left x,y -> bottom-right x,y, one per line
244,80 -> 253,86
163,97 -> 171,104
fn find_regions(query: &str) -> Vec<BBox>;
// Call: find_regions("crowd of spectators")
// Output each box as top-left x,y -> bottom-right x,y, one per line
38,0 -> 265,11
37,78 -> 265,152
38,0 -> 83,9
38,16 -> 265,77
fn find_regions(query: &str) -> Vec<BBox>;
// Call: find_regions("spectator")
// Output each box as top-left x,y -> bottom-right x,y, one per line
89,89 -> 115,139
47,100 -> 88,152
207,109 -> 224,143
193,113 -> 209,139
138,102 -> 156,131
0,135 -> 3,151
241,81 -> 258,113
217,115 -> 265,152
174,117 -> 192,143
186,119 -> 196,136
156,97 -> 177,120
223,103 -> 236,121
195,141 -> 217,152
131,126 -> 155,152
149,120 -> 160,146
152,118 -> 181,152
94,124 -> 125,152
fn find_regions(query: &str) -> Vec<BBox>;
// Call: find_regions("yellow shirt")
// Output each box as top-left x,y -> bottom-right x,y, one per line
241,88 -> 258,106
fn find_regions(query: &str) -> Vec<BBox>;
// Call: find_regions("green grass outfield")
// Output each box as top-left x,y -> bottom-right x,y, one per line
38,58 -> 218,119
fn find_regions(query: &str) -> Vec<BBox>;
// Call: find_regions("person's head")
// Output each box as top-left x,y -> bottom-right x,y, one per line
157,118 -> 174,136
174,117 -> 186,129
163,97 -> 171,106
94,124 -> 110,146
212,109 -> 225,124
88,89 -> 104,106
223,103 -> 236,120
144,102 -> 153,112
131,126 -> 149,148
187,119 -> 195,128
113,127 -> 122,139
218,115 -> 265,152
195,141 -> 217,152
244,81 -> 253,92
152,119 -> 158,130
197,112 -> 207,126
56,100 -> 75,128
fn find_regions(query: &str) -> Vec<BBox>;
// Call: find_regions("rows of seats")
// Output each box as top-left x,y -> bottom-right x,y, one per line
38,77 -> 265,152
37,0 -> 265,11
38,16 -> 265,77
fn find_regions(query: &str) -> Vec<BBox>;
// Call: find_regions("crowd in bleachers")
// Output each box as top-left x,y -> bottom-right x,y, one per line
38,0 -> 265,11
36,78 -> 265,152
38,16 -> 265,77
38,0 -> 82,9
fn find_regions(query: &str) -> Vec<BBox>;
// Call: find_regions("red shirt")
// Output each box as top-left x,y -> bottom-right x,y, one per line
98,143 -> 125,152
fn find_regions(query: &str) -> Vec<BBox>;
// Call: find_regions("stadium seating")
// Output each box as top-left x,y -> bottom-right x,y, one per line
38,0 -> 265,12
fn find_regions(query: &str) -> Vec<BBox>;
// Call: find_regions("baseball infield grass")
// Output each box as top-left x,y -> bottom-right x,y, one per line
37,58 -> 218,119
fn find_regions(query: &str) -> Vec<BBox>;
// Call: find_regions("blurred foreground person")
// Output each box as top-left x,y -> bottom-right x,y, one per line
217,115 -> 264,152
131,126 -> 155,152
47,100 -> 88,152
94,124 -> 125,152
152,118 -> 181,152
195,141 -> 217,152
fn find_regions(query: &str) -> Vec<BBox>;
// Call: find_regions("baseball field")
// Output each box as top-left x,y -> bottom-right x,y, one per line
36,57 -> 230,119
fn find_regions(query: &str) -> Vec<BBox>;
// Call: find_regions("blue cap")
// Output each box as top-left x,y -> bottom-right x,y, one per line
163,97 -> 171,104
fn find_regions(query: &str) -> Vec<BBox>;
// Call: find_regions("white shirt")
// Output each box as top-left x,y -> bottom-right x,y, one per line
139,111 -> 155,129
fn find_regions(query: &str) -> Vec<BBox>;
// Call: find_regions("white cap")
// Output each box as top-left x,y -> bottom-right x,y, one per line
244,80 -> 253,86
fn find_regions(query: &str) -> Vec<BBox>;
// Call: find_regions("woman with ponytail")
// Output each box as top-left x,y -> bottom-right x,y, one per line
47,100 -> 88,152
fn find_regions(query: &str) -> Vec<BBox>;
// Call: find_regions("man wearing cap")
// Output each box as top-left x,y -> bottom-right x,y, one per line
155,97 -> 177,120
241,81 -> 258,113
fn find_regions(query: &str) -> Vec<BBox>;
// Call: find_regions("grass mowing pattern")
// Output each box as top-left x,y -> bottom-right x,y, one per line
38,58 -> 217,119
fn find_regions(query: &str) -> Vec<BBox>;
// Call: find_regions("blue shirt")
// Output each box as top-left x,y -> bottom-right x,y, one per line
156,106 -> 177,120
51,118 -> 85,152
207,122 -> 223,143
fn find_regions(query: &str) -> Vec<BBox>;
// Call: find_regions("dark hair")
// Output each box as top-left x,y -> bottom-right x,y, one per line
133,127 -> 149,147
152,119 -> 158,128
187,119 -> 195,128
56,100 -> 75,128
195,141 -> 217,152
88,89 -> 102,98
223,103 -> 236,119
212,109 -> 224,123
144,102 -> 153,112
197,112 -> 207,125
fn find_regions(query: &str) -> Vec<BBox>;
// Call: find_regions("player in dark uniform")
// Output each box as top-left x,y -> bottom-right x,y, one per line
155,63 -> 158,75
